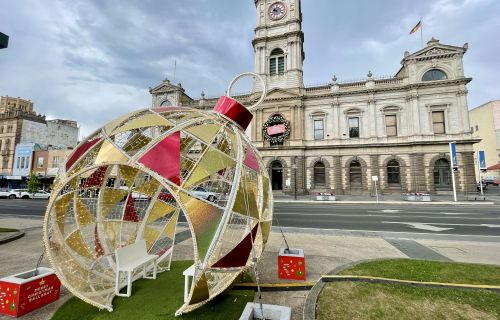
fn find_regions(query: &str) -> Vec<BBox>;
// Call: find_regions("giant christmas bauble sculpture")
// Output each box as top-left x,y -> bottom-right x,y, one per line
43,73 -> 272,314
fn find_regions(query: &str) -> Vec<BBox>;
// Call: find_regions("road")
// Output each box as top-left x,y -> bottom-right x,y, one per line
273,203 -> 500,238
1,199 -> 499,239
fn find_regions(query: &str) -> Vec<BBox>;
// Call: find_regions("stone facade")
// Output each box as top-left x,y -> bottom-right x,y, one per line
149,0 -> 478,195
21,119 -> 79,149
0,96 -> 79,177
0,96 -> 45,176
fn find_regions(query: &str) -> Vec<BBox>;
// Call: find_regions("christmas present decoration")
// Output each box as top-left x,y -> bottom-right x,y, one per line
0,268 -> 61,317
278,248 -> 306,281
43,73 -> 273,315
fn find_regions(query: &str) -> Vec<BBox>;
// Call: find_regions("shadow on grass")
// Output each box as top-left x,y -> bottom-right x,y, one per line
51,260 -> 254,320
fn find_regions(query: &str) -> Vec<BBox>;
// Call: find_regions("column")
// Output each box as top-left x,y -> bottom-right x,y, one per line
332,156 -> 342,193
460,152 -> 476,193
412,93 -> 421,135
368,98 -> 376,137
409,153 -> 426,193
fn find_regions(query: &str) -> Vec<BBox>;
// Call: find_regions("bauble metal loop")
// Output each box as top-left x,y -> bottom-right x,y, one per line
226,72 -> 267,110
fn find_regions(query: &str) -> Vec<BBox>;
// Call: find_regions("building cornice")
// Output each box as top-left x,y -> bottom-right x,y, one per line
252,31 -> 304,47
258,137 -> 480,151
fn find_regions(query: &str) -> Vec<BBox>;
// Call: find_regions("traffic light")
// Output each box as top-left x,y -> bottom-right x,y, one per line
0,32 -> 9,49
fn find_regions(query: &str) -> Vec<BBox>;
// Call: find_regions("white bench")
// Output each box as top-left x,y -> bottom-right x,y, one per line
115,240 -> 158,297
182,264 -> 196,303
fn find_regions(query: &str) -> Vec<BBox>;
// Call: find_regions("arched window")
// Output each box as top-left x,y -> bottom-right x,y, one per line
433,158 -> 451,188
160,99 -> 172,107
313,162 -> 326,186
349,160 -> 362,187
269,48 -> 285,75
422,69 -> 447,82
387,160 -> 400,185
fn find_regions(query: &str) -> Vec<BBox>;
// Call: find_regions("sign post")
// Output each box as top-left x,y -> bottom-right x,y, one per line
478,150 -> 486,197
449,142 -> 458,202
372,176 -> 379,203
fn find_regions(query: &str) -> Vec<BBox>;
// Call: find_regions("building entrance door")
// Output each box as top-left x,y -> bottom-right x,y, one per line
433,158 -> 451,189
271,161 -> 283,190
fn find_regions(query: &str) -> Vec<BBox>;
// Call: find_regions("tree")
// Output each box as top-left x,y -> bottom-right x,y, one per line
27,173 -> 40,194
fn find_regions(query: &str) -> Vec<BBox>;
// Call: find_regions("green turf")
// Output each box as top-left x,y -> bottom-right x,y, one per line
339,259 -> 500,285
0,227 -> 18,233
51,260 -> 254,320
316,259 -> 500,319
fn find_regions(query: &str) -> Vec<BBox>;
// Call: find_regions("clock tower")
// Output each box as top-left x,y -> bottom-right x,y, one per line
253,0 -> 305,92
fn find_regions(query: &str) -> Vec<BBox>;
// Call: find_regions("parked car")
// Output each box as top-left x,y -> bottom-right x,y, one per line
477,182 -> 488,191
192,186 -> 218,202
5,189 -> 51,199
3,189 -> 29,199
482,177 -> 500,186
31,190 -> 51,199
0,189 -> 12,198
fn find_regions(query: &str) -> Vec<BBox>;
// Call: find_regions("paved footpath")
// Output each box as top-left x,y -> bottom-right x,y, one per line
1,216 -> 500,320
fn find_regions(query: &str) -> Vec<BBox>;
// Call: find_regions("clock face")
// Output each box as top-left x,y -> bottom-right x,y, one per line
268,2 -> 287,20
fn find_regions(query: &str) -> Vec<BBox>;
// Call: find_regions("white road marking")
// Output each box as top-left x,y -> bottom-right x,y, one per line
382,209 -> 401,213
438,212 -> 478,215
368,210 -> 479,215
275,226 -> 500,239
382,222 -> 453,232
383,221 -> 500,229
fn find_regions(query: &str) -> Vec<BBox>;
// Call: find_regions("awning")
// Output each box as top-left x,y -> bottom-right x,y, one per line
486,163 -> 500,171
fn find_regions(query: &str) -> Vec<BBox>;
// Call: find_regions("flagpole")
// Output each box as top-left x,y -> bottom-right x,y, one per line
173,60 -> 177,83
420,18 -> 423,48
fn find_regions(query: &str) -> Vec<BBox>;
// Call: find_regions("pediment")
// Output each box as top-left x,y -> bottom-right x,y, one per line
149,81 -> 183,94
406,42 -> 467,61
265,88 -> 301,100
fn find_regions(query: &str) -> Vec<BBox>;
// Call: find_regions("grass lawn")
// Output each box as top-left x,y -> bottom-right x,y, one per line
339,259 -> 500,285
317,259 -> 500,320
51,260 -> 254,320
0,227 -> 18,233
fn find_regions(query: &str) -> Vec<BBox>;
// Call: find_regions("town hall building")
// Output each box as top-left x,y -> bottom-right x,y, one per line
150,0 -> 478,196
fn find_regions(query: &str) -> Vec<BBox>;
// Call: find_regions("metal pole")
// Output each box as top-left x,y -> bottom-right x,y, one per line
420,18 -> 424,49
477,151 -> 484,197
294,156 -> 297,200
375,180 -> 379,203
449,143 -> 457,202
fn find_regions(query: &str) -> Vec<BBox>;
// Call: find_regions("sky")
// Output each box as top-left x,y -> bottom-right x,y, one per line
1,0 -> 499,138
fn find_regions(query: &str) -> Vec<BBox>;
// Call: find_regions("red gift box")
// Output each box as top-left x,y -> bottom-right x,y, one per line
0,267 -> 61,318
278,248 -> 306,280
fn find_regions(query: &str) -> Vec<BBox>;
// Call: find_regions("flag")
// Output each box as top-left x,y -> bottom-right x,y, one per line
410,20 -> 421,34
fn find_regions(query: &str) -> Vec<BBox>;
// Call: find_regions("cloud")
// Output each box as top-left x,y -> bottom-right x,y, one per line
1,0 -> 499,138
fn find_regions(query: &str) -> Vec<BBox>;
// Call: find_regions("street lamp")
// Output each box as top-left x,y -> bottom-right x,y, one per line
0,32 -> 9,49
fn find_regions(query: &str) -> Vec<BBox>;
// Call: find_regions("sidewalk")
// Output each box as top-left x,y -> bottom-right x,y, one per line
1,216 -> 500,320
274,192 -> 499,205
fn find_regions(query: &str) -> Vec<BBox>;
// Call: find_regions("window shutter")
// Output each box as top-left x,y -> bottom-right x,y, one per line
270,58 -> 277,75
278,57 -> 285,74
